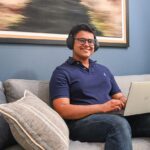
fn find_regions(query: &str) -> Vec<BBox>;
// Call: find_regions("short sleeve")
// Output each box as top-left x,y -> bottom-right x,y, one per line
107,69 -> 121,96
49,68 -> 70,101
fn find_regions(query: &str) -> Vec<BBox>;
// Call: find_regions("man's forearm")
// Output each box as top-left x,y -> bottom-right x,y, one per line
55,103 -> 103,120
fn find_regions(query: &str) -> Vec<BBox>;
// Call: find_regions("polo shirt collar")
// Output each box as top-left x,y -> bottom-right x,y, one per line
67,57 -> 96,65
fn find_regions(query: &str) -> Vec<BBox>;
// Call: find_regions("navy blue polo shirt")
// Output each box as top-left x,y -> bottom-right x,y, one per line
50,57 -> 121,105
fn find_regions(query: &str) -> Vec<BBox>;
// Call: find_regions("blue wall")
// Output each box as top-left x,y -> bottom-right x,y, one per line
0,0 -> 150,81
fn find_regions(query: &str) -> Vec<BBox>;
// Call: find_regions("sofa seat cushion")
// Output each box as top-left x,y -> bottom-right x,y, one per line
4,138 -> 150,150
0,90 -> 69,150
70,138 -> 150,150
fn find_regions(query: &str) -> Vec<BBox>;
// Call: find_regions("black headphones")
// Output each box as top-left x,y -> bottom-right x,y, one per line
66,24 -> 99,51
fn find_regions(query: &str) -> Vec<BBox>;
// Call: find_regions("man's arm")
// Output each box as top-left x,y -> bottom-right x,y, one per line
52,97 -> 125,120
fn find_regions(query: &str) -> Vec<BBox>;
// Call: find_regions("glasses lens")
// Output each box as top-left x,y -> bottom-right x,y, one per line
75,38 -> 95,45
87,39 -> 95,45
79,38 -> 86,44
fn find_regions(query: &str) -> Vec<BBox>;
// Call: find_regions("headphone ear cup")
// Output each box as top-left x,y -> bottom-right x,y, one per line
94,39 -> 100,51
66,35 -> 74,50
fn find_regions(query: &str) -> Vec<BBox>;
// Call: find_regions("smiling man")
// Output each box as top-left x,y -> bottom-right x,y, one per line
50,24 -> 132,150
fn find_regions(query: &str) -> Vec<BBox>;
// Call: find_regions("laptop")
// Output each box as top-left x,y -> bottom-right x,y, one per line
117,81 -> 150,116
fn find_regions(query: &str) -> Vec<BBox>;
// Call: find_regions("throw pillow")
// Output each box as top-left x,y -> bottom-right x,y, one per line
0,90 -> 69,150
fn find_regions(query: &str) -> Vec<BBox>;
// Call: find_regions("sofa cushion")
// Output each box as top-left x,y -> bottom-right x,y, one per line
0,81 -> 16,149
4,144 -> 24,150
0,81 -> 7,104
0,114 -> 17,149
4,79 -> 49,104
69,138 -> 150,150
0,90 -> 69,150
115,74 -> 150,97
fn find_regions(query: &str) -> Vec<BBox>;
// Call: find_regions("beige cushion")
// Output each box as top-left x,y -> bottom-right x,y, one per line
4,79 -> 49,104
0,90 -> 69,150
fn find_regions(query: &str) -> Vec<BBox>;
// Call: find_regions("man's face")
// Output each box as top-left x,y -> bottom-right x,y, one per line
73,31 -> 95,60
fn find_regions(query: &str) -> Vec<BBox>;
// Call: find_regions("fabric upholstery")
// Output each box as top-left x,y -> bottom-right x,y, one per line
3,138 -> 150,150
115,74 -> 150,96
0,81 -> 16,149
0,90 -> 69,150
0,81 -> 7,104
4,79 -> 49,104
69,138 -> 150,150
0,114 -> 17,149
4,144 -> 24,150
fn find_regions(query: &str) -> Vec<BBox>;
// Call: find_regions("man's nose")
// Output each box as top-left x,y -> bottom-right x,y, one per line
84,40 -> 90,46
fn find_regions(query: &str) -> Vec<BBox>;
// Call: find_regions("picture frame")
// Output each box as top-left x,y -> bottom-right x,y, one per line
0,0 -> 129,47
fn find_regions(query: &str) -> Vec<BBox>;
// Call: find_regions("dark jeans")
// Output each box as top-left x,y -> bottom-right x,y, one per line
66,113 -> 150,150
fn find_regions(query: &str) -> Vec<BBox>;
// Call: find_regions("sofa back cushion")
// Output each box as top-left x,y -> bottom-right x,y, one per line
0,81 -> 7,104
4,79 -> 49,105
115,74 -> 150,97
3,75 -> 150,105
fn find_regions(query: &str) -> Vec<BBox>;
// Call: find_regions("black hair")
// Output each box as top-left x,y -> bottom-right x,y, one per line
69,23 -> 96,38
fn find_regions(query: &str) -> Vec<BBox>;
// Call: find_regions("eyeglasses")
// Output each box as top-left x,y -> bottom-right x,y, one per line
74,38 -> 95,46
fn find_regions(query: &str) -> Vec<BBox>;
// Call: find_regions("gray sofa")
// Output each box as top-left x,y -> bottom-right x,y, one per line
0,74 -> 150,150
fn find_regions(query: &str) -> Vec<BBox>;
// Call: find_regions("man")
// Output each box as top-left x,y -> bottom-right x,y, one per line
50,24 -> 150,150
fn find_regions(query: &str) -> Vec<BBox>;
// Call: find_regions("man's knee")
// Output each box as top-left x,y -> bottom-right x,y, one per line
108,115 -> 132,137
87,114 -> 132,135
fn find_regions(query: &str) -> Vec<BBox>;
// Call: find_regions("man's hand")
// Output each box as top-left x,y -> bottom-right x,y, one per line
102,99 -> 125,113
119,96 -> 127,104
112,92 -> 127,105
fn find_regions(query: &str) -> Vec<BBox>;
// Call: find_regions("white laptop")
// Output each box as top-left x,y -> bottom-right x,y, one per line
118,81 -> 150,116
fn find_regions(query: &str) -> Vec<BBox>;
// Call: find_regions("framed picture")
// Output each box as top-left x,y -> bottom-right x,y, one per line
0,0 -> 129,47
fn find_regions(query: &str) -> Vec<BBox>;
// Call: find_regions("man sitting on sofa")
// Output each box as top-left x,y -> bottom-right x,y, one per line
50,24 -> 150,150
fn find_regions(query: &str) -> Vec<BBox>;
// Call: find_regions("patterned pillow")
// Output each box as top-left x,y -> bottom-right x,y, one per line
0,90 -> 69,150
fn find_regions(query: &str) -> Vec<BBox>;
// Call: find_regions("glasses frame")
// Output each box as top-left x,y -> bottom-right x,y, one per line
74,38 -> 95,46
